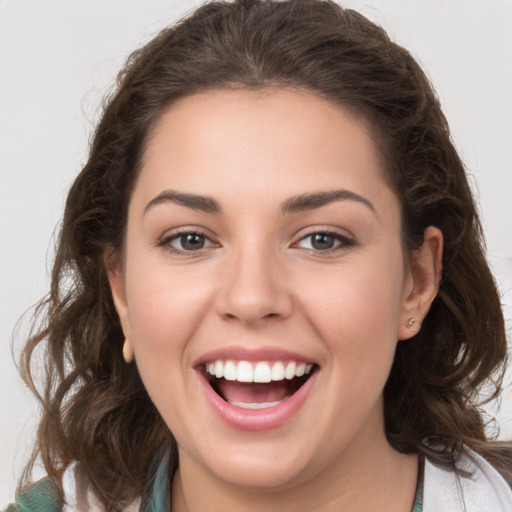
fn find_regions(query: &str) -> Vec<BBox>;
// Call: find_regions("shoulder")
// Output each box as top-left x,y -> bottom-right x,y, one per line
2,476 -> 62,512
423,447 -> 512,512
2,464 -> 141,512
3,447 -> 169,512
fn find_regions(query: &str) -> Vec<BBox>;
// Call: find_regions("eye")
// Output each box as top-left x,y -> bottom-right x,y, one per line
160,231 -> 215,253
295,231 -> 354,252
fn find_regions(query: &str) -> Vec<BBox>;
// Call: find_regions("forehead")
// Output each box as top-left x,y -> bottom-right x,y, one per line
134,88 -> 398,219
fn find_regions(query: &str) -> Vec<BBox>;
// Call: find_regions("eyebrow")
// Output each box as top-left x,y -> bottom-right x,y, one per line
143,188 -> 376,217
144,190 -> 221,214
281,190 -> 377,216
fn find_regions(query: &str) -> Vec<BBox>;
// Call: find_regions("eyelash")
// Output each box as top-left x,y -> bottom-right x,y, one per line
157,228 -> 356,255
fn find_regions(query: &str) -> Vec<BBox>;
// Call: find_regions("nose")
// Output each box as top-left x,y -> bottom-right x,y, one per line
215,245 -> 293,325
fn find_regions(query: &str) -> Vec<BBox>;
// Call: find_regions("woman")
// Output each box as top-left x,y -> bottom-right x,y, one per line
4,1 -> 511,511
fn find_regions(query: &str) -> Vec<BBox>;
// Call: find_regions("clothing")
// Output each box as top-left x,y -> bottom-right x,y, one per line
3,448 -> 511,511
412,455 -> 424,512
423,449 -> 512,512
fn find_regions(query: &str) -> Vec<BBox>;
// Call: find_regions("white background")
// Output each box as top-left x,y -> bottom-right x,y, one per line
1,0 -> 511,505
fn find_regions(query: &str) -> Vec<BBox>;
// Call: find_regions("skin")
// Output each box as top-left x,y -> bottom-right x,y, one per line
108,89 -> 443,511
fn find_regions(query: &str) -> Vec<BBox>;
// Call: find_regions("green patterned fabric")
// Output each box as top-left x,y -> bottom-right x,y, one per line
412,455 -> 424,512
412,480 -> 423,512
140,449 -> 170,512
2,477 -> 62,512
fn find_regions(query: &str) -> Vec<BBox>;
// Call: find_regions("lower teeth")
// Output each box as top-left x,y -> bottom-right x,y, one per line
229,400 -> 284,410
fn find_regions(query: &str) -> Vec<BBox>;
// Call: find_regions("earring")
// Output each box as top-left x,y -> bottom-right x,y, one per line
122,338 -> 134,363
407,318 -> 419,333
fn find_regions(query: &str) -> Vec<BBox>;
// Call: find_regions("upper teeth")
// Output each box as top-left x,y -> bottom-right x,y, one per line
205,360 -> 314,383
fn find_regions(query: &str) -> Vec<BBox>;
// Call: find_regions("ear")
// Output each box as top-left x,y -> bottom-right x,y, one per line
398,226 -> 443,340
105,247 -> 133,353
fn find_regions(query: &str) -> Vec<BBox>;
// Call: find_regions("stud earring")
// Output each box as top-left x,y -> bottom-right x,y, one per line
407,318 -> 419,333
122,338 -> 134,363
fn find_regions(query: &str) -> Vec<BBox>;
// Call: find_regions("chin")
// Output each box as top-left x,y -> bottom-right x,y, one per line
181,432 -> 330,492
210,454 -> 312,491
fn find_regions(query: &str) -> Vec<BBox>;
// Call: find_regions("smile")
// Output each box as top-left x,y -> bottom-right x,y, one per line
197,351 -> 318,431
205,360 -> 315,409
205,359 -> 314,383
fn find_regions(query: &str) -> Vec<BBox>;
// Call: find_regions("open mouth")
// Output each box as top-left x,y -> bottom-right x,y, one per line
203,360 -> 317,410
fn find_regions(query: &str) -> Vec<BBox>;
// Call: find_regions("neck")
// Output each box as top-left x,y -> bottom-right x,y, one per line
171,435 -> 419,512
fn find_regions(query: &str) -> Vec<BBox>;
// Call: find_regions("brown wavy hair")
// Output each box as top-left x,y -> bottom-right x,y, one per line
19,0 -> 510,509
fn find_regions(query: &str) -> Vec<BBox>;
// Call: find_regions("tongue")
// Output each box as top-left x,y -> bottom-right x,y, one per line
217,380 -> 290,404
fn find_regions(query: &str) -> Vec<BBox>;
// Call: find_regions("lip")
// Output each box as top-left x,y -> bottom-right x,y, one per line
197,363 -> 318,432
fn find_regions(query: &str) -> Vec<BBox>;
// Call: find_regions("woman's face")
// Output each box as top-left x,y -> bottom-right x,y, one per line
109,89 -> 440,491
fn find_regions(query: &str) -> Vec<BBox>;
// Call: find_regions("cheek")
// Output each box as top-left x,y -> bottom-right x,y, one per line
298,250 -> 406,370
124,259 -> 213,371
122,261 -> 216,430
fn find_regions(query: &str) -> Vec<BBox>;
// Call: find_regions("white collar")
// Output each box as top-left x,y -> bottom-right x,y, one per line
424,447 -> 512,512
